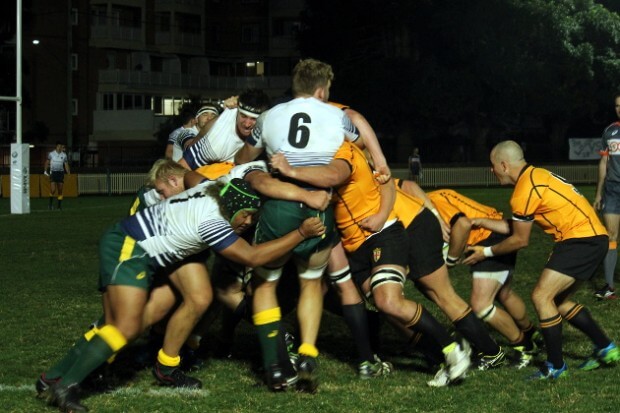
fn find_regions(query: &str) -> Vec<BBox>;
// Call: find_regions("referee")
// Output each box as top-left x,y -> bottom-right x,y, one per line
44,142 -> 70,210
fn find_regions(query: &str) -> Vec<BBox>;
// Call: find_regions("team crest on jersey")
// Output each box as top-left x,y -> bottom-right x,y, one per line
373,248 -> 382,262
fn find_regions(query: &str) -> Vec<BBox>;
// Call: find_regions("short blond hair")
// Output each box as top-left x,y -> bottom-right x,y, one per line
147,159 -> 187,186
291,58 -> 334,97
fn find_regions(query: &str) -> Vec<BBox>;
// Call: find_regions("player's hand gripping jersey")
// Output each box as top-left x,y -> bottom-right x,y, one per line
183,108 -> 244,174
511,165 -> 607,241
332,141 -> 398,252
428,189 -> 503,246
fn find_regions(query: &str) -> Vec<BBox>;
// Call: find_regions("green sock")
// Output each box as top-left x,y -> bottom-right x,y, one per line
45,336 -> 90,380
61,334 -> 118,385
255,321 -> 281,369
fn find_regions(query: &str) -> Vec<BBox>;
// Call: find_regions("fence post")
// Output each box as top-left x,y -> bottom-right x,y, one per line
106,168 -> 111,196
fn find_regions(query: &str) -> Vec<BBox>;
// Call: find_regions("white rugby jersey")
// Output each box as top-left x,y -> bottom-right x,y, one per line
247,97 -> 358,167
183,108 -> 244,169
120,181 -> 238,267
168,125 -> 199,162
48,150 -> 68,172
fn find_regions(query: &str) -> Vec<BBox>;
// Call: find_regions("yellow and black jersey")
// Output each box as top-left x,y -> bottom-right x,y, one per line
392,184 -> 425,229
333,141 -> 397,252
511,165 -> 607,242
428,189 -> 502,246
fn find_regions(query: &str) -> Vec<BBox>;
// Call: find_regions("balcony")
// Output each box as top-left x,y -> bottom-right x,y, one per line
154,0 -> 202,10
155,31 -> 204,55
90,24 -> 144,48
98,69 -> 291,94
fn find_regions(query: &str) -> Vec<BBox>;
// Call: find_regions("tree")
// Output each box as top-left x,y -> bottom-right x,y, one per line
298,0 -> 620,162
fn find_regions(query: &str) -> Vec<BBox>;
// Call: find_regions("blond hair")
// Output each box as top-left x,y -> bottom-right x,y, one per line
147,159 -> 187,186
291,58 -> 334,97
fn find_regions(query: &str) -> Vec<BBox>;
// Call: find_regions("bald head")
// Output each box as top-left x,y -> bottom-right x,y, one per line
490,140 -> 527,185
491,140 -> 525,164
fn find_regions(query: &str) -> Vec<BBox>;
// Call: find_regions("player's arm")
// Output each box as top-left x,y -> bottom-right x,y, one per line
445,215 -> 472,266
270,152 -> 351,188
165,144 -> 173,159
235,142 -> 264,165
185,118 -> 218,147
64,161 -> 70,174
594,154 -> 608,210
462,219 -> 532,265
360,177 -> 395,232
345,108 -> 391,184
218,217 -> 326,267
44,158 -> 50,174
245,170 -> 330,211
470,217 -> 511,234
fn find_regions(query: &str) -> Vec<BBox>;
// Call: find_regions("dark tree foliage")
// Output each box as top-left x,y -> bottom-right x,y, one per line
298,0 -> 620,163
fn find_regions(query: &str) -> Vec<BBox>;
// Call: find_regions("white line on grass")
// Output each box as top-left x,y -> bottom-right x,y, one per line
0,200 -> 130,218
0,384 -> 210,398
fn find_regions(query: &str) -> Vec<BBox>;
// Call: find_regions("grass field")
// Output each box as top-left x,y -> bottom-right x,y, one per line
1,186 -> 619,413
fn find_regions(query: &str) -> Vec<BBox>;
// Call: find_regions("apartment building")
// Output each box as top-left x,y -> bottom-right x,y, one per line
19,0 -> 302,166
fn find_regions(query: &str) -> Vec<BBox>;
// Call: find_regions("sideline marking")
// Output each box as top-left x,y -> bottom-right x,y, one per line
0,384 -> 210,398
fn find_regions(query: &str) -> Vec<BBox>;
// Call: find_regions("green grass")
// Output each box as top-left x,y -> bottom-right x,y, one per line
1,187 -> 619,413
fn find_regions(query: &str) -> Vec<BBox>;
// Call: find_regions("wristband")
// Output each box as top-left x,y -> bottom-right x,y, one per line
483,246 -> 494,257
297,227 -> 306,239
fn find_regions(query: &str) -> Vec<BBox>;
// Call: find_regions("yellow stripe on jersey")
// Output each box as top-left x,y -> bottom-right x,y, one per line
119,236 -> 136,262
428,189 -> 502,246
128,197 -> 141,216
512,166 -> 607,241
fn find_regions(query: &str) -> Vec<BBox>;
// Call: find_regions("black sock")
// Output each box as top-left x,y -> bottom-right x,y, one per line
540,314 -> 564,369
454,310 -> 500,356
408,304 -> 453,349
342,303 -> 374,362
564,304 -> 611,349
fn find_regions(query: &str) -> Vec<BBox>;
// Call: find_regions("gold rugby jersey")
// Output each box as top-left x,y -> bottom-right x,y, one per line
333,141 -> 398,252
511,165 -> 606,241
428,189 -> 502,246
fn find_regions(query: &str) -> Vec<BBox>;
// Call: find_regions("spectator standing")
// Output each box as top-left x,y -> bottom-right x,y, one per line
409,147 -> 422,182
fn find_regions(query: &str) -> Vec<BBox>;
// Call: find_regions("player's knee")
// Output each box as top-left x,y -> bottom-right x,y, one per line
475,304 -> 497,322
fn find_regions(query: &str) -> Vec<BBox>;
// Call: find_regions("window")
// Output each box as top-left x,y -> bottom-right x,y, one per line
151,96 -> 163,115
71,54 -> 78,71
72,99 -> 78,116
176,13 -> 200,34
156,12 -> 170,32
272,18 -> 300,37
91,5 -> 107,26
103,93 -> 115,110
71,8 -> 78,25
241,24 -> 260,44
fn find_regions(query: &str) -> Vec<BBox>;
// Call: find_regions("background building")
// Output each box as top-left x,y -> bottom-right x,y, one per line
1,0 -> 303,169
